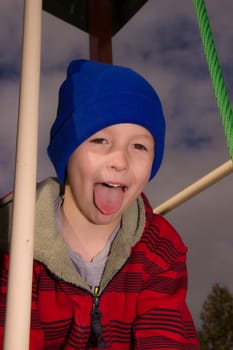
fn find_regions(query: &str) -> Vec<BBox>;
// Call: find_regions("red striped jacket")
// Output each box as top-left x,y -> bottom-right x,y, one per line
0,178 -> 199,349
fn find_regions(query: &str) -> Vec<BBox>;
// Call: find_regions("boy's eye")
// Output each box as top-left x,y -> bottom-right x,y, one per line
90,138 -> 107,144
133,143 -> 148,151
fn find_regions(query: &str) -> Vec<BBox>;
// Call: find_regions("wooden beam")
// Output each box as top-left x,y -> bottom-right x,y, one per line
154,160 -> 233,215
88,0 -> 112,63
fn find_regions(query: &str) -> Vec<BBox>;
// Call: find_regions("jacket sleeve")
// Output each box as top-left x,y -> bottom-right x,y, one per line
133,216 -> 200,349
0,253 -> 45,350
0,195 -> 45,349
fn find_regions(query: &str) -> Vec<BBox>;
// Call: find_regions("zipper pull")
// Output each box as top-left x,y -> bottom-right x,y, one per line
94,286 -> 100,297
93,286 -> 100,312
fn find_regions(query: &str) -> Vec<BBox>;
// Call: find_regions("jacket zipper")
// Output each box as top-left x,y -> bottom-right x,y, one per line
89,286 -> 106,348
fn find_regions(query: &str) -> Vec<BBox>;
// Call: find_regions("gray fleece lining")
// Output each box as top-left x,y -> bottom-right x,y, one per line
1,178 -> 146,294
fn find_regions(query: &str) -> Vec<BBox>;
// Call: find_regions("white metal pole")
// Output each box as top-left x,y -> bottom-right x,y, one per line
3,1 -> 42,349
154,160 -> 233,215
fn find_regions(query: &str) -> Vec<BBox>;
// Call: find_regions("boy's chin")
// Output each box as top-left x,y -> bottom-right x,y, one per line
88,207 -> 123,226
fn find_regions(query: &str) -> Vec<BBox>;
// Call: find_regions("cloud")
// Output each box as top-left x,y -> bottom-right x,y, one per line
174,127 -> 213,150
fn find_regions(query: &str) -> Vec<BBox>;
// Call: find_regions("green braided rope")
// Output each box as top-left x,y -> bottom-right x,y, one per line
193,0 -> 233,160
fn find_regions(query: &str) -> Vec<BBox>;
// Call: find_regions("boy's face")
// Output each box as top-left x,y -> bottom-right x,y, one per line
65,123 -> 154,226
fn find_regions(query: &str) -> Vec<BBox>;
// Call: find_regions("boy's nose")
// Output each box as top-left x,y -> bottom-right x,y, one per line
108,149 -> 129,172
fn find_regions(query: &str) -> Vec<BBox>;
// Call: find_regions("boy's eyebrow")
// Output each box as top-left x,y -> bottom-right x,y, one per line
133,133 -> 153,140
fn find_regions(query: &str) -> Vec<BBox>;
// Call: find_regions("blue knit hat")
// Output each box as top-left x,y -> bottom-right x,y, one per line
47,59 -> 166,183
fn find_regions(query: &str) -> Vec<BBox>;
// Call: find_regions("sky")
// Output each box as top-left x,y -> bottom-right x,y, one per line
1,0 -> 233,329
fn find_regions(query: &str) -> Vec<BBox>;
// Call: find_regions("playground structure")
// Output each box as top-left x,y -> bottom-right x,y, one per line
2,1 -> 233,348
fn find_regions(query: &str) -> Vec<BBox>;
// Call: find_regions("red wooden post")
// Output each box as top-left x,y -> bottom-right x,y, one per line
88,0 -> 112,63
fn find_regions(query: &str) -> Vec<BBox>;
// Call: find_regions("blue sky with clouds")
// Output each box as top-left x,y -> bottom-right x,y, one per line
1,0 -> 233,328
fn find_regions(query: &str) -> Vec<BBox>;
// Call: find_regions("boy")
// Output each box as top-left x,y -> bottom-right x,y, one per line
0,59 -> 199,349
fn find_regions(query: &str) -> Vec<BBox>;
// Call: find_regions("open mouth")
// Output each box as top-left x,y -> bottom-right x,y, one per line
94,182 -> 128,215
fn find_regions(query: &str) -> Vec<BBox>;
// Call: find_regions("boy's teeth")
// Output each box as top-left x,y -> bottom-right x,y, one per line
104,183 -> 121,188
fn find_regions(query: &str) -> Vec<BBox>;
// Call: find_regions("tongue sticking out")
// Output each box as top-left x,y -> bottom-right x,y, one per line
94,183 -> 125,215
